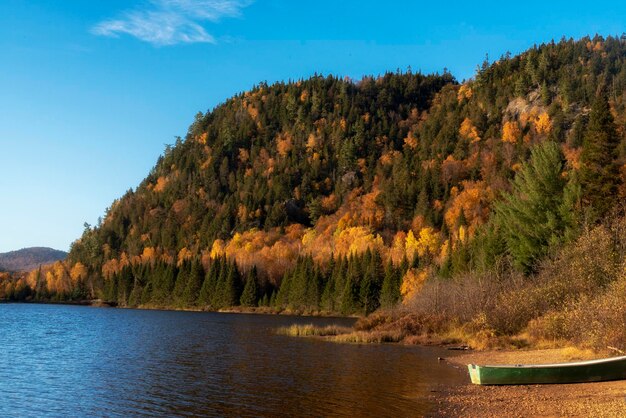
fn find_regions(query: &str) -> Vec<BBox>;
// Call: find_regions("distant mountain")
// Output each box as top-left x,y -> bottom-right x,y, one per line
0,247 -> 67,272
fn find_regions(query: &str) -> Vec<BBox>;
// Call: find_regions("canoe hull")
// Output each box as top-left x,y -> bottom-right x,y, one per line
468,355 -> 626,385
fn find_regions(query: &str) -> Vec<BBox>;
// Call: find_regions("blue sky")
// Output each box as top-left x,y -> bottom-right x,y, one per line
1,0 -> 624,253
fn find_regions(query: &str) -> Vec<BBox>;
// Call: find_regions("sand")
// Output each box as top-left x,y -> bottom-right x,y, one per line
429,349 -> 626,417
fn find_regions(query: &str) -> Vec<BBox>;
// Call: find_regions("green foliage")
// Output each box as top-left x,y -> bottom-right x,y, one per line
240,267 -> 259,307
380,260 -> 402,309
579,91 -> 621,218
182,260 -> 203,306
495,141 -> 579,273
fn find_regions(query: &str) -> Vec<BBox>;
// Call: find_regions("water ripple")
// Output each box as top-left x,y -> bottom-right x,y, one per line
0,304 -> 463,417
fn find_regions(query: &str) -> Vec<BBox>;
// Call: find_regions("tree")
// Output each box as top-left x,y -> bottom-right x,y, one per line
172,261 -> 190,306
182,259 -> 204,306
495,141 -> 579,273
579,91 -> 621,217
222,261 -> 242,307
240,267 -> 259,307
380,261 -> 401,309
198,260 -> 219,308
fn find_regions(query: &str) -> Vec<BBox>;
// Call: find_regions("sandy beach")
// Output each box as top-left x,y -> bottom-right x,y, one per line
430,349 -> 626,417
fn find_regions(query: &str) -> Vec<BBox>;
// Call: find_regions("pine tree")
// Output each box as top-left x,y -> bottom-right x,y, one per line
275,270 -> 293,308
495,141 -> 578,273
240,267 -> 259,307
341,255 -> 361,314
211,258 -> 226,308
222,261 -> 242,307
128,280 -> 143,307
198,260 -> 218,308
118,266 -> 133,306
183,259 -> 204,306
104,275 -> 118,303
173,261 -> 190,306
380,260 -> 401,309
579,91 -> 621,217
360,250 -> 382,315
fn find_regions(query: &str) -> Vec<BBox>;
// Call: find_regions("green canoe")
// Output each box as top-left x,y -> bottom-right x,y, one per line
468,355 -> 626,385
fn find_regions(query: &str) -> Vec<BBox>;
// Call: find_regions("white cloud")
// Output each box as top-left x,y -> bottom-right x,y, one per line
92,0 -> 252,46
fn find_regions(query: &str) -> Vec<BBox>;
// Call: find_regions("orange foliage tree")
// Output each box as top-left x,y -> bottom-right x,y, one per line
502,121 -> 521,143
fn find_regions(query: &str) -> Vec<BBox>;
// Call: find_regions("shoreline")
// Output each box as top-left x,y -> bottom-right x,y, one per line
431,349 -> 626,417
1,299 -> 358,319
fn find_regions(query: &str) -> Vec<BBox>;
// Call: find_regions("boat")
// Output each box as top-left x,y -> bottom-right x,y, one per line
468,355 -> 626,385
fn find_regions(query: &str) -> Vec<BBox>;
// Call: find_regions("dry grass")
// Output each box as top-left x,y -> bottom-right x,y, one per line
331,330 -> 405,344
277,324 -> 351,337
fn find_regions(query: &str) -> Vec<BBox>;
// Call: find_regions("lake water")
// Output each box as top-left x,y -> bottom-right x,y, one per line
0,304 -> 463,417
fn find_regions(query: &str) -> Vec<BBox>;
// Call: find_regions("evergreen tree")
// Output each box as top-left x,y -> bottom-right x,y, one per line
104,275 -> 118,303
240,267 -> 259,307
341,255 -> 361,314
579,91 -> 621,217
183,259 -> 204,306
495,141 -> 578,273
118,266 -> 133,306
360,250 -> 382,315
222,261 -> 242,307
380,260 -> 401,309
198,260 -> 218,308
128,280 -> 143,307
173,262 -> 190,305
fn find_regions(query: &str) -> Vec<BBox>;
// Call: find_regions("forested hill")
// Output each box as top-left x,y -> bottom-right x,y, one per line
10,35 -> 625,314
0,247 -> 67,272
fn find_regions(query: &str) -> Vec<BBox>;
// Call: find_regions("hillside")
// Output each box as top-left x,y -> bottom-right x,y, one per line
0,247 -> 67,272
6,36 -> 626,330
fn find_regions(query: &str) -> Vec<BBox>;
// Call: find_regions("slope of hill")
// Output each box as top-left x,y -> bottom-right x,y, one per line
0,247 -> 67,272
8,36 -> 626,326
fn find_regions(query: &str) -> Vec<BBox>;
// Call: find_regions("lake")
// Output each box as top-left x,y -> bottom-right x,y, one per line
0,304 -> 463,417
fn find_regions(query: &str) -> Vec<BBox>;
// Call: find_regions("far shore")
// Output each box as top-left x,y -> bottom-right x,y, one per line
0,299 -> 359,319
430,349 -> 626,417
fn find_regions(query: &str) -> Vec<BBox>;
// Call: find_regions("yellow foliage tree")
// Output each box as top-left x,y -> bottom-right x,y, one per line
400,268 -> 429,302
306,133 -> 318,152
459,118 -> 480,142
209,239 -> 226,259
502,121 -> 521,143
444,181 -> 493,240
102,258 -> 119,278
389,231 -> 407,265
457,84 -> 473,102
301,228 -> 317,248
534,112 -> 552,135
334,226 -> 384,257
70,262 -> 88,284
416,227 -> 440,257
405,230 -> 419,262
153,176 -> 169,192
276,132 -> 293,157
177,247 -> 193,266
140,247 -> 156,264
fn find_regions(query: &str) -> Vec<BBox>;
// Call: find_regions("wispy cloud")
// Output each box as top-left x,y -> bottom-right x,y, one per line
92,0 -> 252,46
